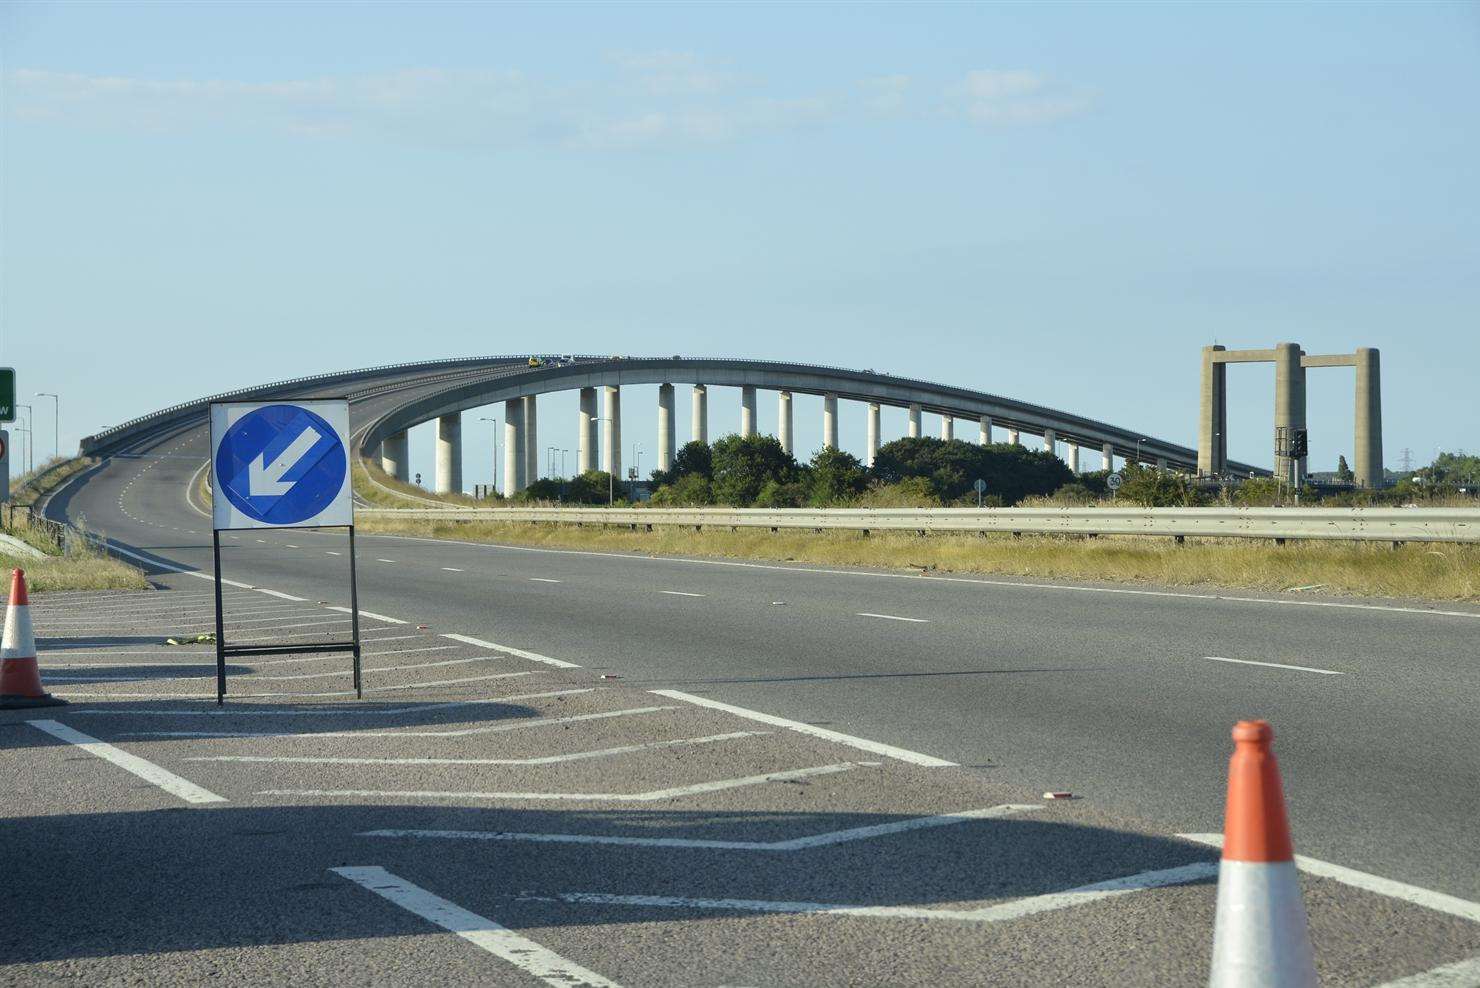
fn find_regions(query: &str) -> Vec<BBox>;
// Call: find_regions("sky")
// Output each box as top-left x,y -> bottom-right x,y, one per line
1,1 -> 1476,487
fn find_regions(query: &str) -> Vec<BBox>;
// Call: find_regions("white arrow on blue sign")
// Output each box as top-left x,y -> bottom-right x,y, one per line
210,400 -> 353,531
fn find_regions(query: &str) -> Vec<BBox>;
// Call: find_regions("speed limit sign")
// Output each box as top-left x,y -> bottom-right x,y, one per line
1106,471 -> 1124,491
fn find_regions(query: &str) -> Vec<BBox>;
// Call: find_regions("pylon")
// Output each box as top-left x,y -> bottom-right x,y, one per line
1209,720 -> 1316,987
0,569 -> 66,709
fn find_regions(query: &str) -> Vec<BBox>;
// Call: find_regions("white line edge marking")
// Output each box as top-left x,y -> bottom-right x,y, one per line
1201,656 -> 1343,676
1179,834 -> 1480,923
254,588 -> 306,601
362,803 -> 1039,848
856,612 -> 929,623
328,606 -> 406,624
441,633 -> 581,669
658,590 -> 707,597
442,567 -> 464,572
332,866 -> 620,988
529,578 -> 562,583
651,689 -> 956,767
1372,955 -> 1480,988
27,719 -> 226,805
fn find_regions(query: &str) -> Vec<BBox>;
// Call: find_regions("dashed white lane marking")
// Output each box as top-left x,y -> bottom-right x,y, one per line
1374,955 -> 1480,988
260,761 -> 860,801
551,861 -> 1217,923
528,577 -> 561,583
327,606 -> 406,625
1181,834 -> 1480,923
1201,656 -> 1343,676
364,803 -> 1038,849
441,633 -> 581,669
189,730 -> 768,766
658,590 -> 707,597
376,559 -> 396,563
333,867 -> 620,988
442,567 -> 464,572
28,720 -> 226,805
856,612 -> 928,623
652,690 -> 956,768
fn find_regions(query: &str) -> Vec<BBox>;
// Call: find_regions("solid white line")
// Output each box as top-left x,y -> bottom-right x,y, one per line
255,588 -> 307,601
651,689 -> 956,767
28,719 -> 226,805
440,633 -> 581,669
260,761 -> 860,801
362,803 -> 1038,849
376,559 -> 396,563
658,590 -> 707,597
442,567 -> 464,572
857,612 -> 929,623
189,731 -> 767,766
1373,955 -> 1480,988
365,671 -> 532,692
1179,834 -> 1480,923
332,867 -> 619,988
553,861 -> 1216,923
70,695 -> 558,716
327,606 -> 407,625
529,577 -> 562,583
1201,656 -> 1343,676
252,654 -> 476,681
325,551 -> 341,556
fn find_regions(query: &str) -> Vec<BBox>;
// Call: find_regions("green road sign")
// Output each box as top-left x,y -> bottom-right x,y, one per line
0,368 -> 13,423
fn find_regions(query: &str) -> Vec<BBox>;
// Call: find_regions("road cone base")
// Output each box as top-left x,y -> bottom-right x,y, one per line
0,692 -> 68,710
1209,859 -> 1317,988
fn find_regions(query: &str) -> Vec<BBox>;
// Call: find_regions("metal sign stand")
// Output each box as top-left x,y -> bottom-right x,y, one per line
213,524 -> 362,705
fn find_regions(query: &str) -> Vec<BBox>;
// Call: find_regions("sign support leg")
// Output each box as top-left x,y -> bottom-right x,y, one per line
213,530 -> 226,706
347,525 -> 363,699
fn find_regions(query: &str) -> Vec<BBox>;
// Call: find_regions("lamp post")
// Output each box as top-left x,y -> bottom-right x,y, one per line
595,417 -> 614,505
1136,437 -> 1147,467
632,443 -> 643,483
15,404 -> 32,473
37,393 -> 59,462
477,417 -> 499,496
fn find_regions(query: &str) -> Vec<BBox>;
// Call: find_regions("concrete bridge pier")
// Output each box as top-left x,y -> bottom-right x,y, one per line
691,385 -> 708,444
979,416 -> 991,445
1066,444 -> 1079,473
381,430 -> 410,483
1102,442 -> 1114,471
603,386 -> 622,479
1156,456 -> 1168,471
866,403 -> 881,466
1007,428 -> 1020,445
823,394 -> 839,450
1355,347 -> 1383,488
523,396 -> 539,484
434,413 -> 462,494
657,384 -> 675,472
941,416 -> 954,441
1043,428 -> 1056,455
778,392 -> 794,455
578,387 -> 598,474
503,399 -> 523,495
740,386 -> 757,438
908,403 -> 922,438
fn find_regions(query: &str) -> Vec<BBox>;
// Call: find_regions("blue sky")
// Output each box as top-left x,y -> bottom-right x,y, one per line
2,1 -> 1476,485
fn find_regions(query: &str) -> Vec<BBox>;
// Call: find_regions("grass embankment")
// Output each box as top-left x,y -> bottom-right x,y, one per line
354,515 -> 1480,602
353,456 -> 485,507
10,456 -> 96,507
2,506 -> 147,593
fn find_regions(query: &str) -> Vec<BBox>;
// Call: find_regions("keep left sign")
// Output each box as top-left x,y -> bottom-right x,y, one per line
210,400 -> 352,530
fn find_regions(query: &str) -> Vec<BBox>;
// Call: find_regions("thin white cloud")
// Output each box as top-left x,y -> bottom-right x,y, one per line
858,74 -> 911,115
949,69 -> 1089,124
607,50 -> 734,96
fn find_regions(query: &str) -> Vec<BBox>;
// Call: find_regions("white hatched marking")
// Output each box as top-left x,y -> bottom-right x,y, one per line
441,633 -> 580,669
856,612 -> 929,623
327,606 -> 406,625
659,590 -> 707,598
1201,656 -> 1342,676
190,731 -> 766,766
1374,955 -> 1480,988
28,720 -> 225,805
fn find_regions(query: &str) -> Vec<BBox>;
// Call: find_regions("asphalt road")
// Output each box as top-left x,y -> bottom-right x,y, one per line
11,392 -> 1478,985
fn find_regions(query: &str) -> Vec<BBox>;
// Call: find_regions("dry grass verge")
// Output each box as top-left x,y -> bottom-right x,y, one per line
355,516 -> 1480,602
0,514 -> 147,593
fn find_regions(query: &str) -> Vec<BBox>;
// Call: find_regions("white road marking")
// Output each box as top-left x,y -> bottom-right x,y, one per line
442,567 -> 464,572
325,551 -> 341,556
254,588 -> 307,601
376,559 -> 396,563
1201,656 -> 1343,676
552,861 -> 1216,923
659,590 -> 707,597
285,544 -> 300,549
251,654 -> 478,682
332,866 -> 619,988
652,689 -> 956,767
28,719 -> 226,805
365,671 -> 532,692
529,578 -> 561,583
364,803 -> 1039,849
441,633 -> 581,669
1374,955 -> 1480,988
191,731 -> 767,766
1181,834 -> 1480,923
261,761 -> 860,801
327,606 -> 406,624
857,612 -> 929,623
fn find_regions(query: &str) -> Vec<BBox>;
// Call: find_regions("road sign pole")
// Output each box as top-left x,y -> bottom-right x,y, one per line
213,530 -> 227,705
347,525 -> 363,699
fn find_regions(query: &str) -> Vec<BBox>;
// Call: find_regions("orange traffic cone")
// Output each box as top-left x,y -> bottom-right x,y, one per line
0,569 -> 66,709
1208,720 -> 1316,987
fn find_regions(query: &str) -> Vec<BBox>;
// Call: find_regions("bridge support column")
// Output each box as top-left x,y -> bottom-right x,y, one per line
1007,428 -> 1020,445
908,403 -> 921,438
822,393 -> 838,450
503,399 -> 523,494
523,396 -> 539,484
866,403 -> 880,467
941,416 -> 954,441
1156,456 -> 1168,472
1066,443 -> 1079,473
740,386 -> 757,438
1354,347 -> 1383,488
1043,428 -> 1056,456
979,416 -> 991,445
603,386 -> 622,480
657,384 -> 675,472
1198,345 -> 1227,477
381,430 -> 410,483
691,385 -> 708,444
578,387 -> 597,474
777,392 -> 794,455
1274,342 -> 1307,485
1102,442 -> 1114,471
435,414 -> 462,494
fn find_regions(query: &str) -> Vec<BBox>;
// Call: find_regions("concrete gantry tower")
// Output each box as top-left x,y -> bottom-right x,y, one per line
1198,343 -> 1383,487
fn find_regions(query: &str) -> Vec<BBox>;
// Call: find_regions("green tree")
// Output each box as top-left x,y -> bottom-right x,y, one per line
710,434 -> 799,506
1335,455 -> 1354,485
565,470 -> 623,505
649,472 -> 714,506
514,478 -> 564,502
1117,462 -> 1199,507
807,447 -> 869,505
870,438 -> 1073,505
649,440 -> 712,487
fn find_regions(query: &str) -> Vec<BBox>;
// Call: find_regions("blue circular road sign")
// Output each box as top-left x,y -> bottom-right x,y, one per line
214,404 -> 347,526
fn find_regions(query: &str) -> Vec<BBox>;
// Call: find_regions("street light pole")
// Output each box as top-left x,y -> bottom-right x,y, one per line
37,393 -> 59,462
1136,438 -> 1147,467
15,404 -> 32,473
